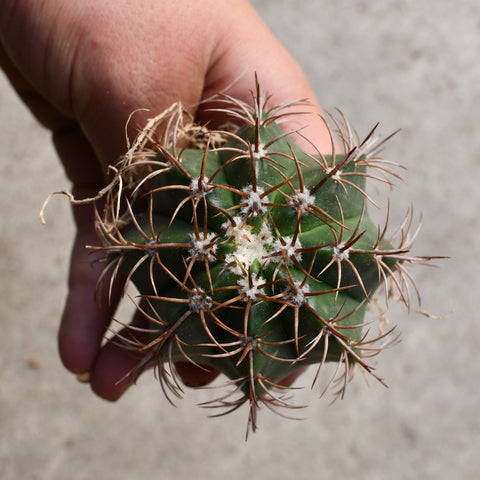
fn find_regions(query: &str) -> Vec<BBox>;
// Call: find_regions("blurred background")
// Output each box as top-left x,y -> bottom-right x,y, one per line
1,1 -> 478,479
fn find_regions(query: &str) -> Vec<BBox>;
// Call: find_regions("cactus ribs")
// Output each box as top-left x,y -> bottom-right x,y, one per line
91,78 -> 437,435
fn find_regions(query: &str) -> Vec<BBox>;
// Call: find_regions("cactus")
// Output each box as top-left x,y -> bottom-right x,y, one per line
92,79 -> 436,434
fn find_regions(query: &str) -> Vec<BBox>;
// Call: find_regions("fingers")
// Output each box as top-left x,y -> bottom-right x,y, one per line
89,307 -> 220,400
88,307 -> 148,401
279,367 -> 307,387
58,210 -> 125,376
174,362 -> 219,388
55,125 -> 121,377
58,192 -> 147,399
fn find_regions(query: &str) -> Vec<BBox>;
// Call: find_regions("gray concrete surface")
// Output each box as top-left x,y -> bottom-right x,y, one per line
0,1 -> 478,479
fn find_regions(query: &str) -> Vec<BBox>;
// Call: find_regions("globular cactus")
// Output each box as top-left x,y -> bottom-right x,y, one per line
93,79 -> 435,435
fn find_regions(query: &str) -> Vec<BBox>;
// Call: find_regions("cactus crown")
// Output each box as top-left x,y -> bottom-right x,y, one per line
93,79 -> 436,435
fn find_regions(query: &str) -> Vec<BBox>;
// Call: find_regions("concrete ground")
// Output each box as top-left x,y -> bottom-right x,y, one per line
0,1 -> 478,479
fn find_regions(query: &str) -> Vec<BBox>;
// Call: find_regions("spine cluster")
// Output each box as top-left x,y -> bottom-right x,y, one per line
92,79 -> 436,435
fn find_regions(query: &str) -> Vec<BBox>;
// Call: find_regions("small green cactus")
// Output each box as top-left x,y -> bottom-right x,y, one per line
93,79 -> 435,434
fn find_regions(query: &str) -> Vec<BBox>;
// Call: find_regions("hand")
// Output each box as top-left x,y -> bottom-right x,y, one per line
0,0 -> 330,400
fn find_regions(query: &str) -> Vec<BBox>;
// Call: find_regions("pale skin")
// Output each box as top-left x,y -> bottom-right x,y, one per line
0,0 -> 332,400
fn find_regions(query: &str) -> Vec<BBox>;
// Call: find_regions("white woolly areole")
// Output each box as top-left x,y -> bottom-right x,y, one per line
252,143 -> 266,160
285,280 -> 310,307
224,221 -> 273,276
289,190 -> 315,215
189,176 -> 210,198
188,288 -> 212,313
241,185 -> 268,216
237,275 -> 265,302
326,167 -> 343,181
272,236 -> 302,265
188,232 -> 217,261
334,242 -> 350,261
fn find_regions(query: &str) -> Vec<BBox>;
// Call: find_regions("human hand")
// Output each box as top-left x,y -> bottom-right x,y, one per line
0,0 -> 331,400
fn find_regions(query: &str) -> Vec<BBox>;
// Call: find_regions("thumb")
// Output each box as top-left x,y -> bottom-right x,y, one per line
199,1 -> 332,154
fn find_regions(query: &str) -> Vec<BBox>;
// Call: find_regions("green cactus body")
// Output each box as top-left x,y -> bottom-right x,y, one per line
94,80 -> 433,434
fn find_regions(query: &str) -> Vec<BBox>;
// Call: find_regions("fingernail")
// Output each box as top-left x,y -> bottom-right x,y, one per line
76,371 -> 92,383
